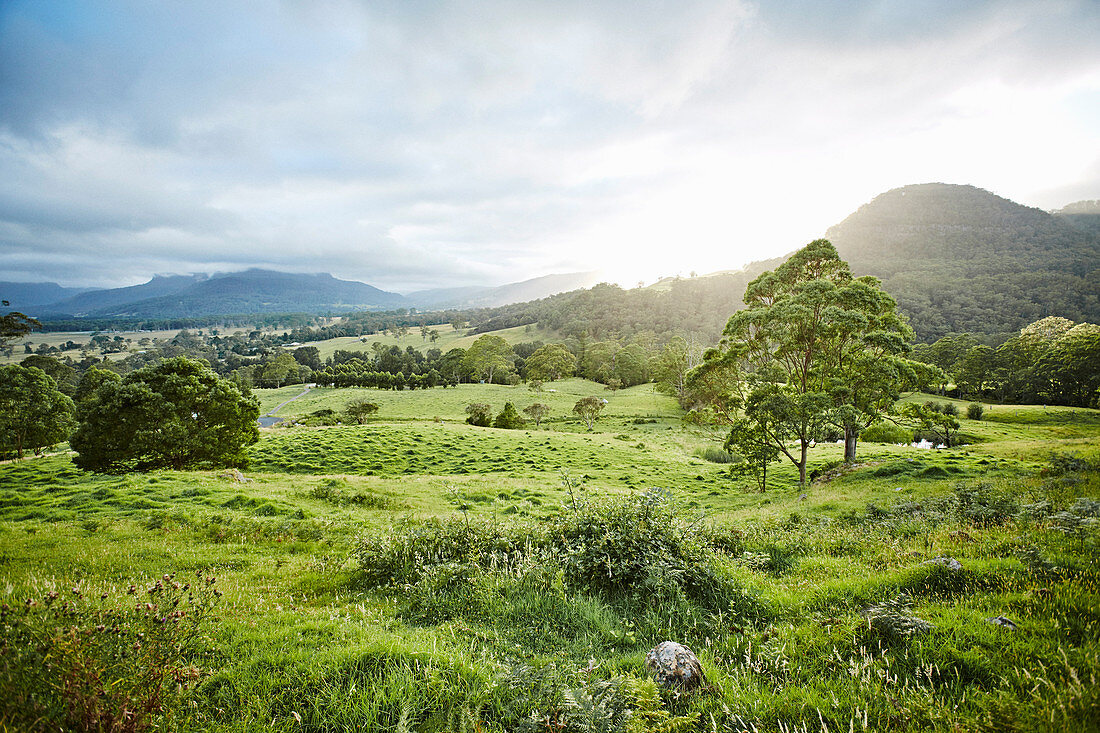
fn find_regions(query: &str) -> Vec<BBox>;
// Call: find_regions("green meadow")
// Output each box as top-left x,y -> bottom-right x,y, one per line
2,380 -> 1099,731
298,323 -> 559,362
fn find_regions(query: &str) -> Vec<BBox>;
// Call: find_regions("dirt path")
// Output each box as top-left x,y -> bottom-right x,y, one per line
259,384 -> 314,425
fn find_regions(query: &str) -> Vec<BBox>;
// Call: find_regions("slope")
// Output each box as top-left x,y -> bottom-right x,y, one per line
827,183 -> 1100,341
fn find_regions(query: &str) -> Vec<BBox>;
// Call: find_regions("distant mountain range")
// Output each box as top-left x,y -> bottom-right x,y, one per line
407,271 -> 604,309
2,268 -> 604,319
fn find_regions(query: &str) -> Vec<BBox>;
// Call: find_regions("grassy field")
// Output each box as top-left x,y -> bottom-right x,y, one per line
1,384 -> 1099,731
299,323 -> 560,361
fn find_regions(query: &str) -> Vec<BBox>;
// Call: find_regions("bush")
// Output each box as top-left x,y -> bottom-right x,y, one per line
941,402 -> 959,417
966,402 -> 984,420
0,572 -> 219,732
697,446 -> 736,463
493,402 -> 526,430
861,422 -> 912,444
465,403 -> 493,427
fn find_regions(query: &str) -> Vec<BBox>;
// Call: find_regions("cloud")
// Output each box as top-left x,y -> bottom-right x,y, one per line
0,0 -> 1097,290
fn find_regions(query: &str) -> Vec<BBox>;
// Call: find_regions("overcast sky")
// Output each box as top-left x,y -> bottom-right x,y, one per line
2,0 -> 1098,292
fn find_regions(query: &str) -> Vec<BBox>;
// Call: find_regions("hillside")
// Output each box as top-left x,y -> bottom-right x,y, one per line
1054,199 -> 1100,238
827,183 -> 1100,341
0,281 -> 95,309
33,274 -> 208,317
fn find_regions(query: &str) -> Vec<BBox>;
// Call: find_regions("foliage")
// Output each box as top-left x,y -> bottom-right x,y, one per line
463,334 -> 516,384
0,364 -> 77,458
344,399 -> 379,424
0,572 -> 219,732
899,402 -> 961,447
725,416 -> 780,490
524,343 -> 576,382
573,395 -> 606,430
0,304 -> 40,345
522,402 -> 550,428
70,357 -> 259,472
695,239 -> 927,485
465,402 -> 493,427
966,402 -> 984,420
493,402 -> 526,430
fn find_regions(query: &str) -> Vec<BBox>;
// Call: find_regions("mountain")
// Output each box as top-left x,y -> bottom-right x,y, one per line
0,282 -> 95,310
37,274 -> 207,317
825,183 -> 1100,341
1053,199 -> 1100,239
406,271 -> 604,309
70,270 -> 408,318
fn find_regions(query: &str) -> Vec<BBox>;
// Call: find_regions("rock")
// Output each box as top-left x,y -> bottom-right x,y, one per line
987,615 -> 1018,631
924,557 -> 962,571
645,641 -> 706,690
799,493 -> 807,502
217,468 -> 253,483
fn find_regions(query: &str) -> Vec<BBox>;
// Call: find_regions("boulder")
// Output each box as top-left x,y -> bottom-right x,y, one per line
644,641 -> 706,690
987,615 -> 1018,631
924,557 -> 962,571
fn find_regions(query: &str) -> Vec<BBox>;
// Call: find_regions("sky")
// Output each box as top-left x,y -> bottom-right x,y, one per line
1,0 -> 1098,293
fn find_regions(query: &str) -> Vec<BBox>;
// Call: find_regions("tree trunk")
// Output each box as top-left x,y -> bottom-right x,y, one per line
844,426 -> 858,462
798,442 -> 808,487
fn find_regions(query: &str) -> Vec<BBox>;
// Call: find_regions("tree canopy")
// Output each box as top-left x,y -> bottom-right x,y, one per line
70,356 -> 260,472
0,365 -> 76,459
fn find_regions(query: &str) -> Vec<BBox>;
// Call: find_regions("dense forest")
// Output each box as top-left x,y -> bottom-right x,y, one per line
828,184 -> 1100,341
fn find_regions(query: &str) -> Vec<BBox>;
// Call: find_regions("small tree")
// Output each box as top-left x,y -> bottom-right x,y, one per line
465,403 -> 493,427
523,403 -> 550,429
900,402 -> 961,447
725,416 -> 780,491
344,400 -> 379,424
493,402 -> 526,429
573,396 -> 606,431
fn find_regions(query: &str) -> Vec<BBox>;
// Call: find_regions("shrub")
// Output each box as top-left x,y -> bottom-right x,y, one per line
465,403 -> 493,427
0,572 -> 219,732
966,402 -> 984,420
941,402 -> 959,417
493,402 -> 526,430
698,446 -> 736,463
861,422 -> 912,444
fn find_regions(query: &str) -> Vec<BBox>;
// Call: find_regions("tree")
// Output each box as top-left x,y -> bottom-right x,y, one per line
465,403 -> 493,427
493,402 -> 526,429
74,367 -> 122,419
523,403 -> 550,429
463,335 -> 514,384
524,344 -> 576,382
900,402 -> 960,447
20,354 -> 78,395
70,357 -> 259,472
573,396 -> 606,430
653,337 -> 691,403
260,352 -> 299,388
293,346 -> 322,371
695,239 -> 923,486
0,301 -> 39,346
344,400 -> 379,424
725,415 -> 780,492
0,365 -> 76,459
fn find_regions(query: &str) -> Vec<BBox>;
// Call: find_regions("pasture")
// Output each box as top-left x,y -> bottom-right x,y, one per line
1,384 -> 1098,731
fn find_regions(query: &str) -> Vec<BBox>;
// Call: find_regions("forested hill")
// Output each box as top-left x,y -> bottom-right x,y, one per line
827,183 -> 1100,341
1054,199 -> 1100,238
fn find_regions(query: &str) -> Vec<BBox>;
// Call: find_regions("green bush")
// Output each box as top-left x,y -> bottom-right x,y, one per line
697,446 -> 736,463
493,402 -> 526,429
861,422 -> 912,444
966,402 -> 984,420
0,573 -> 219,732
